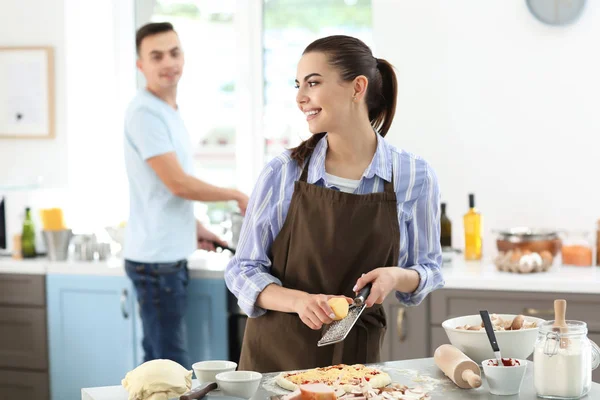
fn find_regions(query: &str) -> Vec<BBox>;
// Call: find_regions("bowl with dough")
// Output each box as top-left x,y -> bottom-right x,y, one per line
192,360 -> 237,384
216,370 -> 262,399
442,314 -> 544,364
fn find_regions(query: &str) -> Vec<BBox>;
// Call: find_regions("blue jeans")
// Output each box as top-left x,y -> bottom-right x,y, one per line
125,259 -> 190,368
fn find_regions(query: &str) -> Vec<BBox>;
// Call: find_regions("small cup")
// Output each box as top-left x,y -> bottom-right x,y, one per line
216,370 -> 262,399
482,358 -> 528,396
192,360 -> 237,384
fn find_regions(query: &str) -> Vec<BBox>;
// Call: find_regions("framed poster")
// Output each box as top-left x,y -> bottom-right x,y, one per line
0,47 -> 55,139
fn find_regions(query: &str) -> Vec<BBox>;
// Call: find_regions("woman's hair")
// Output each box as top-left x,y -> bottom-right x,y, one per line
290,35 -> 398,166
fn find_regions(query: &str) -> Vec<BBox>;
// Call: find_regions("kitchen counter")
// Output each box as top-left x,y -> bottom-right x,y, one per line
0,250 -> 231,279
81,357 -> 600,400
2,252 -> 599,292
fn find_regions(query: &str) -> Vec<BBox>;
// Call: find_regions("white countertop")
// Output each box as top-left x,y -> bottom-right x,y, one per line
0,250 -> 231,279
441,256 -> 600,294
2,252 -> 599,293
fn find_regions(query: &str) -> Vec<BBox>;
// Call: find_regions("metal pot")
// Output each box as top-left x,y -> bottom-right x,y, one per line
494,227 -> 562,256
230,212 -> 244,250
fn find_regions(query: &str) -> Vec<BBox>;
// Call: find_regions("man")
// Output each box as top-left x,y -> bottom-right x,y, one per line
123,22 -> 249,368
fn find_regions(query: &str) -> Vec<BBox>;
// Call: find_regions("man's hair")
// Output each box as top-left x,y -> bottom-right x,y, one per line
136,22 -> 175,56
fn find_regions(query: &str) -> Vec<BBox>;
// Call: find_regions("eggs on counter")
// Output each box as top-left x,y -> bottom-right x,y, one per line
494,249 -> 554,273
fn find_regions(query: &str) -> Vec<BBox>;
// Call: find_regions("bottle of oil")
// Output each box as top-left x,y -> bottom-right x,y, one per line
463,194 -> 482,260
21,207 -> 36,258
440,202 -> 452,249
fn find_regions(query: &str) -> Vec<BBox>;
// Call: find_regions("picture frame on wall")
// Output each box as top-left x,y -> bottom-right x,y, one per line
0,46 -> 55,139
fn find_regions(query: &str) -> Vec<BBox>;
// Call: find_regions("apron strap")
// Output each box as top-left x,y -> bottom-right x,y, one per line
299,156 -> 311,183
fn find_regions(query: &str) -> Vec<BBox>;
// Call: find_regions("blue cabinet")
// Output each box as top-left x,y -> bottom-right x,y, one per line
47,274 -> 229,400
185,278 -> 229,363
47,274 -> 138,400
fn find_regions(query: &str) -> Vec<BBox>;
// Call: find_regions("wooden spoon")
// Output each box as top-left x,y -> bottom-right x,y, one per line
553,299 -> 569,348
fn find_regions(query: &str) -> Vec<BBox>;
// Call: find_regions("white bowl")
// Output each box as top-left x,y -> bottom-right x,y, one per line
442,314 -> 544,364
216,370 -> 262,399
192,360 -> 237,384
482,358 -> 528,395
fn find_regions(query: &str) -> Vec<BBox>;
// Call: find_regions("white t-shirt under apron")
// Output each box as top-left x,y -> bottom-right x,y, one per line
325,173 -> 361,194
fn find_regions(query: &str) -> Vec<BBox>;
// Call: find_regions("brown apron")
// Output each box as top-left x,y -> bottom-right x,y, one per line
238,153 -> 400,373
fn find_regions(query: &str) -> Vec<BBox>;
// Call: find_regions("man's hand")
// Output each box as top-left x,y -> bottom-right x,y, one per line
234,190 -> 249,216
196,220 -> 228,252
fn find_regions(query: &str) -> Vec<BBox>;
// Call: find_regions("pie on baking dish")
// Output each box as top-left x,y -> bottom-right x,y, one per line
275,364 -> 392,392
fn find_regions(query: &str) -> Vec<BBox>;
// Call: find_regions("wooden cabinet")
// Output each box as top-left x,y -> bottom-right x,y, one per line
380,296 -> 429,362
0,273 -> 48,400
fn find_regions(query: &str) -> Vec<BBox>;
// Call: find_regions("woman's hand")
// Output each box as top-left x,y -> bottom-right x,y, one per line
353,267 -> 416,307
293,293 -> 353,330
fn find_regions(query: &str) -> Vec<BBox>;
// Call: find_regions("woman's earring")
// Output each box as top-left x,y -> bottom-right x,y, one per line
353,96 -> 357,101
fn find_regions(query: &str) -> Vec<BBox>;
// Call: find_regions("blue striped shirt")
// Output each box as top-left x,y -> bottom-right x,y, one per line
225,133 -> 445,317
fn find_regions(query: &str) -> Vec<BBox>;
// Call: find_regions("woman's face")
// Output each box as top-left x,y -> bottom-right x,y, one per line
295,52 -> 355,134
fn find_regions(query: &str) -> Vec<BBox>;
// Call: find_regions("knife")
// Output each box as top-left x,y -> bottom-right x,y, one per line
211,241 -> 236,254
179,382 -> 218,400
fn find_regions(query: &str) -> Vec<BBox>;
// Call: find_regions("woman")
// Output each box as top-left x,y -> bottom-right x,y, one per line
225,35 -> 444,373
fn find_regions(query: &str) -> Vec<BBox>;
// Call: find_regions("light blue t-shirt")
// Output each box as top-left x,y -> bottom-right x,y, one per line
123,88 -> 196,263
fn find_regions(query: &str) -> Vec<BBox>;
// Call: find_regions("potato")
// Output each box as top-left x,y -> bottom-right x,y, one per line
327,298 -> 349,321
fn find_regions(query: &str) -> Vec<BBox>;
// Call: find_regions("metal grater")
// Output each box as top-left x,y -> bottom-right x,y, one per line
317,283 -> 372,347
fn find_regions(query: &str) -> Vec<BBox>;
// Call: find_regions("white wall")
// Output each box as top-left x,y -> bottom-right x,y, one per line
0,0 -> 136,250
373,0 -> 600,258
0,0 -> 68,188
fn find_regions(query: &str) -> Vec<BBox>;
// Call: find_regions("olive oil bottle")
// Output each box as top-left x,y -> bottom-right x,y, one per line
463,194 -> 482,260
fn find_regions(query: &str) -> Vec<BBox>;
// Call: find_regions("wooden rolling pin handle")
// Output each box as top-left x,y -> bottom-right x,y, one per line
461,369 -> 482,388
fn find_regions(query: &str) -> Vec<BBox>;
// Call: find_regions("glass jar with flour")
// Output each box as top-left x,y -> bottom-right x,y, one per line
534,320 -> 600,399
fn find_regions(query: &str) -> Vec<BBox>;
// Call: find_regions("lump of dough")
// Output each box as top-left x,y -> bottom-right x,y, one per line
327,298 -> 349,320
122,359 -> 192,400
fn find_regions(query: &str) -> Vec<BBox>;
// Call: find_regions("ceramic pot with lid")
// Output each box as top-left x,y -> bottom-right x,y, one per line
494,227 -> 562,256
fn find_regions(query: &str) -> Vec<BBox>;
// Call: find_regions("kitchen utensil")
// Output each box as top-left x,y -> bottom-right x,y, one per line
534,320 -> 600,398
442,314 -> 543,364
482,358 -> 527,396
433,344 -> 482,389
192,360 -> 237,385
212,241 -> 236,255
215,371 -> 262,399
42,229 -> 72,261
553,299 -> 569,348
480,310 -> 503,364
317,283 -> 371,347
493,227 -> 562,256
180,382 -> 218,400
230,212 -> 244,249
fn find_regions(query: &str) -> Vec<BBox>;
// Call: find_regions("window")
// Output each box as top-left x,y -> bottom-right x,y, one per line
262,0 -> 373,160
136,0 -> 373,223
143,0 -> 246,223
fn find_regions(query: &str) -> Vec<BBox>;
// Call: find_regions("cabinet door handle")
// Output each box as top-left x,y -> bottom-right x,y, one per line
121,288 -> 130,319
397,308 -> 406,342
523,307 -> 554,317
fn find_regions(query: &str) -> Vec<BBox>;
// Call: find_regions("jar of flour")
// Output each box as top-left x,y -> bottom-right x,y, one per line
534,320 -> 600,399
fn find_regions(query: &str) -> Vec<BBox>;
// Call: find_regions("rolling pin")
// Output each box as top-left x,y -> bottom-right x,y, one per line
434,344 -> 482,389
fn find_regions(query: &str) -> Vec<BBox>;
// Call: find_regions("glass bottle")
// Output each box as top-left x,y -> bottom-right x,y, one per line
463,193 -> 482,260
440,202 -> 452,249
21,207 -> 36,258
